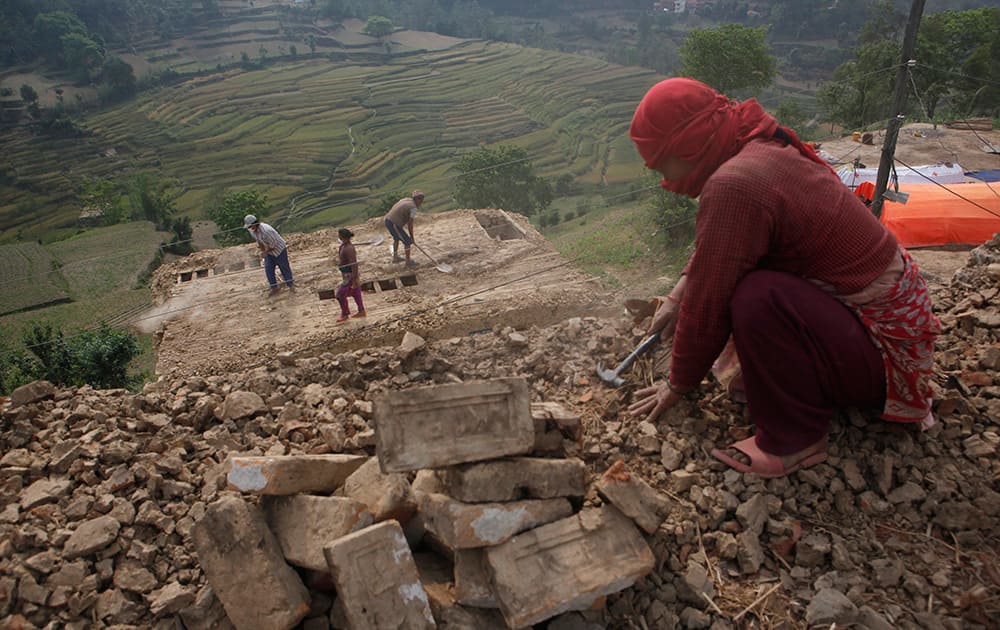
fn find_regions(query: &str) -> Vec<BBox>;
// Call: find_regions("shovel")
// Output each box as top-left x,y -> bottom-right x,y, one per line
344,234 -> 384,247
412,242 -> 453,273
596,333 -> 660,388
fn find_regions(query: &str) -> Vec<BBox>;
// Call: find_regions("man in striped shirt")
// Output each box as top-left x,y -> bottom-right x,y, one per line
244,214 -> 294,295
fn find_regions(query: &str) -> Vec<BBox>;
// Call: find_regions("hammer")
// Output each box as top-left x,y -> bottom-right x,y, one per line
596,333 -> 660,387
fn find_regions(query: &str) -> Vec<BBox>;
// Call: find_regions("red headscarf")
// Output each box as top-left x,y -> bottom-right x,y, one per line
629,78 -> 830,197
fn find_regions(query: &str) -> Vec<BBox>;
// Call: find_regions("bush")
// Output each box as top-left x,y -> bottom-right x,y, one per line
0,322 -> 144,394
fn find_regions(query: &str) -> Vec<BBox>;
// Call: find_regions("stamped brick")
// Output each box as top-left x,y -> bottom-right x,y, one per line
486,506 -> 654,628
323,521 -> 435,629
375,378 -> 534,472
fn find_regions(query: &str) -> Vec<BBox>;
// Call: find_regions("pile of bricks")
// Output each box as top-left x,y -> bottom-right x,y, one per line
195,377 -> 673,629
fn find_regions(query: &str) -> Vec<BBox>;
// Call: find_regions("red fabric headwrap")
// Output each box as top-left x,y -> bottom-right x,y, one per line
629,78 -> 829,197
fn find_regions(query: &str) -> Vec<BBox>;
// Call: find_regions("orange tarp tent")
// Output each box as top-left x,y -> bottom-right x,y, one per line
879,183 -> 1000,247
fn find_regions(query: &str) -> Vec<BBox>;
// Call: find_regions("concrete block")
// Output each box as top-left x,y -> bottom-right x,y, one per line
191,497 -> 310,630
454,549 -> 497,608
342,457 -> 417,524
418,492 -> 572,551
438,457 -> 586,503
595,460 -> 672,534
227,454 -> 366,495
323,521 -> 435,629
531,402 -> 582,455
486,506 -> 654,628
262,495 -> 373,571
375,378 -> 533,473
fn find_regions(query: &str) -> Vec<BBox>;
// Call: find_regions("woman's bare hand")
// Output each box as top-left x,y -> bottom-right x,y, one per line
628,383 -> 682,423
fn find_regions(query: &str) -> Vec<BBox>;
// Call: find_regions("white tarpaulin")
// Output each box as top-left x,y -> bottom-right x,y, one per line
838,163 -> 967,190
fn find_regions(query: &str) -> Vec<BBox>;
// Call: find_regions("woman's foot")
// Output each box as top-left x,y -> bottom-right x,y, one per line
711,436 -> 827,478
351,311 -> 366,318
336,314 -> 349,323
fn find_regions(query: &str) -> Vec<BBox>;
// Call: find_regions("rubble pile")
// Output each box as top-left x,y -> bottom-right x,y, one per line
1,243 -> 999,628
201,376 -> 669,629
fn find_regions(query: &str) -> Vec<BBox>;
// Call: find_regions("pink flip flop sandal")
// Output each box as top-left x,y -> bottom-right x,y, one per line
711,437 -> 828,478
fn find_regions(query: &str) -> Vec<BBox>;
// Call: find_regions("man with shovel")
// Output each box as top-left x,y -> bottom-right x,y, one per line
244,214 -> 294,296
384,190 -> 424,268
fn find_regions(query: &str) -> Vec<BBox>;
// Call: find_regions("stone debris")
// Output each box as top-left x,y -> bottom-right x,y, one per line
437,457 -> 587,503
191,497 -> 310,630
261,495 -> 372,571
595,459 -> 672,534
1,239 -> 998,628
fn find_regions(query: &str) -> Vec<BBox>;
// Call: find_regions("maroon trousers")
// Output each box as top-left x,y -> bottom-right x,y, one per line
730,271 -> 886,455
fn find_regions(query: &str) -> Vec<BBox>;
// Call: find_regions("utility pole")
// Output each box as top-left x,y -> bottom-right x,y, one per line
871,0 -> 926,219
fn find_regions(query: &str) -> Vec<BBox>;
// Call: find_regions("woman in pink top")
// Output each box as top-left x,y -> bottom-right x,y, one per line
627,78 -> 939,478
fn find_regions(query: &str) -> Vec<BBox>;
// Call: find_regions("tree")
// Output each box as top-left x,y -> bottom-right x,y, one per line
645,172 -> 698,247
19,83 -> 37,104
126,172 -> 176,230
363,15 -> 394,39
912,8 -> 1000,119
14,321 -> 142,392
208,189 -> 266,244
78,177 -> 126,225
100,56 -> 136,102
166,216 -> 193,255
678,23 -> 776,95
366,191 -> 405,218
33,11 -> 89,63
453,145 -> 553,217
61,31 -> 104,81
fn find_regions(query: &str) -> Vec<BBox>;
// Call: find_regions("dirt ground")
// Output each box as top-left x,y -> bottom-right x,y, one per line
145,209 -> 615,376
817,122 -> 1000,173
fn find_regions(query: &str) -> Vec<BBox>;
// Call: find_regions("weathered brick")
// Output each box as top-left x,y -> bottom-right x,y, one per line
595,460 -> 672,534
323,521 -> 435,629
261,495 -> 373,571
438,457 -> 586,503
375,378 -> 534,472
531,402 -> 582,455
227,454 -> 366,495
192,497 -> 310,630
342,457 -> 416,524
418,491 -> 572,551
454,549 -> 497,608
486,506 -> 655,628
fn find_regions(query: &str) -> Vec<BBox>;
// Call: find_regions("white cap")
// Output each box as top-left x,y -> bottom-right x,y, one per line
243,214 -> 257,228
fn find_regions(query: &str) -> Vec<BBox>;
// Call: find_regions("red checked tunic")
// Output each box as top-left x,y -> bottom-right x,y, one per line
668,138 -> 940,422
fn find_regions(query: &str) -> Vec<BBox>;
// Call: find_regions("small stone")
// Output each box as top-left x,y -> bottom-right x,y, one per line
63,515 -> 121,560
806,588 -> 858,625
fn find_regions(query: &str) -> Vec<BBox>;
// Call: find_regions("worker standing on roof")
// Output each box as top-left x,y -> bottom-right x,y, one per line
244,214 -> 294,296
384,190 -> 424,268
625,78 -> 940,478
335,227 -> 365,323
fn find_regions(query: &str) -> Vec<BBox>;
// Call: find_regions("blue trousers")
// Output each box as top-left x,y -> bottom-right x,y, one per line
264,248 -> 294,289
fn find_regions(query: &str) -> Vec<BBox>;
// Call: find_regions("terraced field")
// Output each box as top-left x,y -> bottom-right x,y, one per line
0,223 -> 166,341
1,37 -> 660,241
0,243 -> 69,316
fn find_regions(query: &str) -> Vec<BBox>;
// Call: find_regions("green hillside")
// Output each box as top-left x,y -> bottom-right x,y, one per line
1,39 -> 660,242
